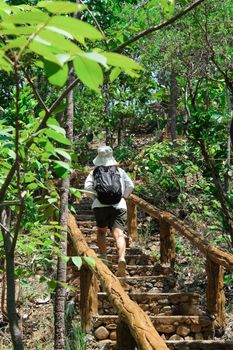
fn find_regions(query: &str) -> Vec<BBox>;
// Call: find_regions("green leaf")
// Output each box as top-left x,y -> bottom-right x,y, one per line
103,52 -> 143,71
3,37 -> 27,50
5,10 -> 49,24
36,28 -> 82,54
37,1 -> 86,14
55,148 -> 71,161
73,56 -> 103,93
0,56 -> 12,72
160,0 -> 175,17
44,61 -> 68,87
53,160 -> 72,172
49,16 -> 103,41
46,129 -> 71,145
47,197 -> 57,204
61,255 -> 70,264
110,67 -> 121,82
47,122 -> 66,136
69,187 -> 81,199
83,256 -> 96,269
47,117 -> 59,126
1,25 -> 37,35
71,256 -> 82,269
78,52 -> 108,67
29,42 -> 60,66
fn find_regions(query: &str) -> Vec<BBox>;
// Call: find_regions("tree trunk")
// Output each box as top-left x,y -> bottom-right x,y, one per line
54,65 -> 74,350
168,68 -> 178,143
103,74 -> 112,146
224,88 -> 232,193
1,208 -> 24,350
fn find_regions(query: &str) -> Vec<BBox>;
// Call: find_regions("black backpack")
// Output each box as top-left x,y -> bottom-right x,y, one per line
93,165 -> 122,205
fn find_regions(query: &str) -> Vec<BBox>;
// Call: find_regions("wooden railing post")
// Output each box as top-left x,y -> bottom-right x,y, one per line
127,200 -> 138,241
117,320 -> 137,350
160,219 -> 175,267
206,258 -> 226,332
80,265 -> 98,333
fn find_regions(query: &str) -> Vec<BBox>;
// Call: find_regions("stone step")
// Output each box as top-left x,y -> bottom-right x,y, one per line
76,214 -> 95,221
93,315 -> 214,341
117,275 -> 177,293
75,210 -> 93,216
102,254 -> 155,265
91,340 -> 233,350
77,220 -> 96,228
110,264 -> 174,276
91,246 -> 144,256
166,340 -> 233,350
97,292 -> 200,316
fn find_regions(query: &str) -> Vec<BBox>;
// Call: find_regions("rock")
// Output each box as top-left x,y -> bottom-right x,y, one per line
156,324 -> 176,333
109,331 -> 117,340
106,323 -> 117,331
168,334 -> 183,340
195,332 -> 204,340
176,325 -> 190,337
94,326 -> 109,340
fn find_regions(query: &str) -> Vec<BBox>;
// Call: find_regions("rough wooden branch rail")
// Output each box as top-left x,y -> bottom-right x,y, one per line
129,194 -> 233,272
67,212 -> 169,350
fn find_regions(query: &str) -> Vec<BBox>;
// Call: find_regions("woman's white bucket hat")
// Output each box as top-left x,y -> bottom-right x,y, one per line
93,146 -> 117,166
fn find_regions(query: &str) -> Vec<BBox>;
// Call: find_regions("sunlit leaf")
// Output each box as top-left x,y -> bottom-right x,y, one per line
73,56 -> 103,93
83,256 -> 96,269
103,52 -> 143,71
37,1 -> 86,14
46,129 -> 71,145
55,148 -> 71,161
69,187 -> 81,199
49,16 -> 103,41
29,42 -> 60,65
72,256 -> 82,269
44,60 -> 68,87
5,10 -> 49,24
160,0 -> 175,17
110,67 -> 121,82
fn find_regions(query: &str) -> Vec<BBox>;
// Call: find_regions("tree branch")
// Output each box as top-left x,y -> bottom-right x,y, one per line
22,67 -> 49,113
113,0 -> 206,52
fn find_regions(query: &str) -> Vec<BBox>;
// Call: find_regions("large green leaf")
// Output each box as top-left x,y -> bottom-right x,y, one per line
47,121 -> 66,136
5,10 -> 49,24
1,25 -> 37,35
55,148 -> 71,162
73,56 -> 103,93
29,41 -> 61,65
46,129 -> 71,145
49,16 -> 103,41
53,160 -> 72,171
44,60 -> 68,87
3,37 -> 27,50
36,28 -> 82,54
103,52 -> 143,71
37,1 -> 86,14
78,52 -> 108,67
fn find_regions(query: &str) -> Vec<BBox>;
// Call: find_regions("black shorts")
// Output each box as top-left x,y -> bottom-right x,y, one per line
93,207 -> 127,231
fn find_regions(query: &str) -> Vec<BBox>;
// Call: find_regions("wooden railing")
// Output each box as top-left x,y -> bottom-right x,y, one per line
67,213 -> 169,350
127,194 -> 233,331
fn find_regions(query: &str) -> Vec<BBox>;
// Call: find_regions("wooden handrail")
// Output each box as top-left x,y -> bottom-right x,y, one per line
67,213 -> 169,350
129,194 -> 233,272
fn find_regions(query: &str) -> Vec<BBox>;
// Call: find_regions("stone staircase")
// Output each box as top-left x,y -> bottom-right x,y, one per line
71,193 -> 233,350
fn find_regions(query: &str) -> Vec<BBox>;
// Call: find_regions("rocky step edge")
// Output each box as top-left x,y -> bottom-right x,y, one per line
92,314 -> 215,342
97,292 -> 200,316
